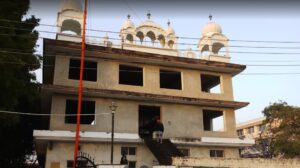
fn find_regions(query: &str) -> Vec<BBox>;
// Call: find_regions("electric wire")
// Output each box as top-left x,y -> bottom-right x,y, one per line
0,110 -> 110,116
1,24 -> 300,51
1,18 -> 300,44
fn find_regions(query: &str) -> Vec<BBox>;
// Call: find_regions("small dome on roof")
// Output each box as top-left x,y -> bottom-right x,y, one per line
137,20 -> 163,30
136,12 -> 163,30
121,15 -> 135,30
165,20 -> 175,35
202,22 -> 222,36
60,0 -> 82,12
202,15 -> 222,36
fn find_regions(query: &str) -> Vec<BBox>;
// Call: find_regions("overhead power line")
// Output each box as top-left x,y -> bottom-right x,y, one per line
0,110 -> 110,116
1,24 -> 300,50
1,18 -> 300,44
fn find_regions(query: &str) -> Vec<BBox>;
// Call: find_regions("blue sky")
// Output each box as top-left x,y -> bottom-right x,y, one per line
28,0 -> 300,124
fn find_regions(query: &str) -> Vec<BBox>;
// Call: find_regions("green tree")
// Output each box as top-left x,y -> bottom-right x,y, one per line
263,101 -> 300,158
0,0 -> 41,167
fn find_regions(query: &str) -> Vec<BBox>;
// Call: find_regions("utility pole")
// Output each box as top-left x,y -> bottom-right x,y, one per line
109,102 -> 118,164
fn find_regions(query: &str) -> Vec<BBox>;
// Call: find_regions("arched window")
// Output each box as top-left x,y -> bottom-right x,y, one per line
136,31 -> 144,44
125,34 -> 134,43
168,40 -> 174,49
157,34 -> 165,47
61,19 -> 81,35
201,44 -> 210,56
212,42 -> 225,55
146,31 -> 156,46
218,47 -> 226,56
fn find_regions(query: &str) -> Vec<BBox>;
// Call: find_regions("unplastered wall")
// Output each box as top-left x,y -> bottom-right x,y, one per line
52,56 -> 234,101
45,142 -> 156,168
49,96 -> 237,139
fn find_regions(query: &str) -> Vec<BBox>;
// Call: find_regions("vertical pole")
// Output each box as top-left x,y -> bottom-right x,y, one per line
110,111 -> 115,164
73,0 -> 88,167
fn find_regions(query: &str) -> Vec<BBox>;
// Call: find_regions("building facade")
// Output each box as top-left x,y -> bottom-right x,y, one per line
236,117 -> 273,158
34,0 -> 253,167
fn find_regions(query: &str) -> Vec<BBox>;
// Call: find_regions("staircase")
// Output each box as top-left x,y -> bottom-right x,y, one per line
144,138 -> 184,165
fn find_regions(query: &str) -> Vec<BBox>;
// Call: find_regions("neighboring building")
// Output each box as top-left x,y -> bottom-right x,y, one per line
236,117 -> 271,158
236,117 -> 267,140
34,0 -> 254,167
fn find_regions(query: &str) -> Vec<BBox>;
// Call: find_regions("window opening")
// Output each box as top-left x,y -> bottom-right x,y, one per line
160,70 -> 182,90
178,148 -> 190,157
201,74 -> 221,93
119,65 -> 143,86
65,99 -> 95,125
237,129 -> 244,136
69,59 -> 97,81
203,109 -> 224,131
248,126 -> 254,134
210,150 -> 224,158
128,161 -> 136,168
121,147 -> 136,156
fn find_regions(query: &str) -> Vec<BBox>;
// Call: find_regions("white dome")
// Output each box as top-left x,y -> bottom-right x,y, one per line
202,21 -> 222,36
122,19 -> 135,30
60,0 -> 82,12
165,26 -> 175,35
137,20 -> 163,30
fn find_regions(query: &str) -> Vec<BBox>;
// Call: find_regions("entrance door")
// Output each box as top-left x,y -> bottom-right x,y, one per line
138,105 -> 160,138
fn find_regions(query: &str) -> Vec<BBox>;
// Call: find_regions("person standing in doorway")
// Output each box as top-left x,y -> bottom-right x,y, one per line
120,153 -> 128,165
153,117 -> 164,143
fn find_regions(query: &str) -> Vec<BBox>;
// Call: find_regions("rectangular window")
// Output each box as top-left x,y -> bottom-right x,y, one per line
65,99 -> 95,125
237,129 -> 244,136
178,148 -> 190,157
248,127 -> 254,134
210,150 -> 224,158
69,59 -> 97,81
259,124 -> 266,132
160,69 -> 182,90
203,109 -> 224,131
201,74 -> 221,93
121,147 -> 136,156
119,65 -> 143,86
128,161 -> 136,168
66,160 -> 73,168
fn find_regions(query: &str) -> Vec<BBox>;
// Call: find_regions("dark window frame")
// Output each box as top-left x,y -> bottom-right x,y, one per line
203,109 -> 224,131
210,150 -> 224,158
159,69 -> 182,90
200,74 -> 221,93
65,99 -> 96,125
237,129 -> 244,136
248,126 -> 254,134
68,59 -> 97,82
119,64 -> 143,86
128,161 -> 136,168
66,160 -> 73,168
178,148 -> 190,157
121,147 -> 136,156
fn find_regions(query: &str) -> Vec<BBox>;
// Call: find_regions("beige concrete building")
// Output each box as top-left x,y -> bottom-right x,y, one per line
236,117 -> 273,158
34,0 -> 254,167
236,117 -> 267,140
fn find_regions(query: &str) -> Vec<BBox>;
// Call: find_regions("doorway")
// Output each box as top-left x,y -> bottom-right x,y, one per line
138,105 -> 160,138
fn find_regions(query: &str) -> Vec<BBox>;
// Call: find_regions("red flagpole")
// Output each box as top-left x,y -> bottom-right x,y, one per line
73,0 -> 87,167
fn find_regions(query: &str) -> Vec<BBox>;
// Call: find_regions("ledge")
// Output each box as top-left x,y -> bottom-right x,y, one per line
42,84 -> 249,110
171,137 -> 255,147
33,130 -> 142,143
